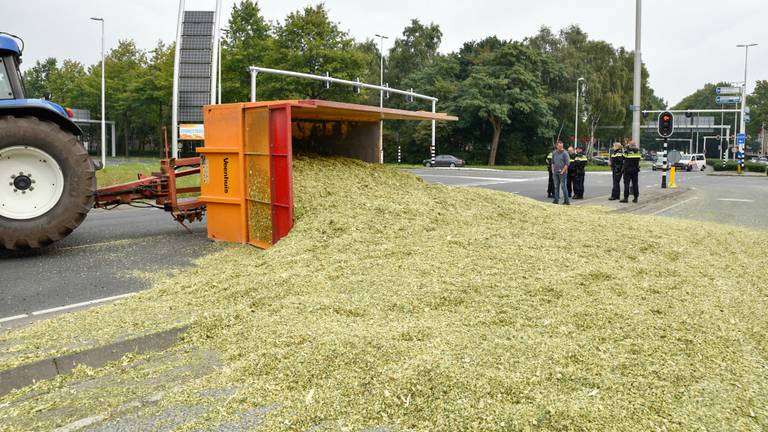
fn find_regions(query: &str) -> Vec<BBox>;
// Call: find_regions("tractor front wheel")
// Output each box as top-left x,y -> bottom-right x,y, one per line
0,116 -> 95,250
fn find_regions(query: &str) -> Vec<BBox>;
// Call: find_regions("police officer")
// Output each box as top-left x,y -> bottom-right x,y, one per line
608,142 -> 624,201
546,146 -> 555,198
566,146 -> 576,198
621,141 -> 641,203
571,147 -> 588,199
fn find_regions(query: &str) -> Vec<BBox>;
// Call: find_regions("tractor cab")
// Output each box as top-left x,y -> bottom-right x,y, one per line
0,33 -> 25,100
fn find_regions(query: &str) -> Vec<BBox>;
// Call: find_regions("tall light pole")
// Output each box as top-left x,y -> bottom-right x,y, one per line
90,17 -> 106,167
574,77 -> 585,148
374,34 -> 389,163
736,43 -> 757,136
632,0 -> 642,146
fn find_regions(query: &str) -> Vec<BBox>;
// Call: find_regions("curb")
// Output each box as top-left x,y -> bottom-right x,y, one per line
707,172 -> 767,177
0,325 -> 188,398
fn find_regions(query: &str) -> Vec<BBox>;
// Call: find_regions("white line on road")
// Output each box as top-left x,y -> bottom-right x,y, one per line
651,197 -> 698,216
417,174 -> 548,183
0,293 -> 137,325
716,198 -> 755,203
0,314 -> 29,324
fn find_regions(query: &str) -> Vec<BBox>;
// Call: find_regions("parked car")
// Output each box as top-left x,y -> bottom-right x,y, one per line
674,153 -> 707,172
652,157 -> 666,171
758,157 -> 768,165
590,156 -> 609,166
423,155 -> 465,167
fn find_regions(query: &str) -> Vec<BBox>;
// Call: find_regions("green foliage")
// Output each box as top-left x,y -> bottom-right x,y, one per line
18,4 -> 668,166
710,159 -> 767,173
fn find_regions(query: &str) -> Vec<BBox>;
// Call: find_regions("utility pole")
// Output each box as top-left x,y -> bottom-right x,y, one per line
574,77 -> 585,148
90,17 -> 106,166
632,0 -> 642,147
737,43 -> 757,136
375,34 -> 388,164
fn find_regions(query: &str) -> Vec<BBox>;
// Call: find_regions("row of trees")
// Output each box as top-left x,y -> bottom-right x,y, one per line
23,1 -> 672,164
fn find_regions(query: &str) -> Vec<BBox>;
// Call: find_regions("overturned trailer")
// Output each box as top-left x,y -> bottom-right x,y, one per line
198,99 -> 457,248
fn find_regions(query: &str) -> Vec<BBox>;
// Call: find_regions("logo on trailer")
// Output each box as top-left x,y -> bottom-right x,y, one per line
223,157 -> 230,194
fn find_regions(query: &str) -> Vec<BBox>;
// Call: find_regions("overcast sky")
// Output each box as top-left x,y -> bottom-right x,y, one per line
1,0 -> 765,105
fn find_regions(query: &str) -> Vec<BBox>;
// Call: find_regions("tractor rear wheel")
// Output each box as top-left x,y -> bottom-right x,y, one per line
0,116 -> 95,250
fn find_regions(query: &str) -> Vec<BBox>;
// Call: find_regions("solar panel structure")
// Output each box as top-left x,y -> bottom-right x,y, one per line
178,10 -> 214,123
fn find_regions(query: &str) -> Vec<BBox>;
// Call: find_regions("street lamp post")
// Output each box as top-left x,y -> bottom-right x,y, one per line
736,43 -> 757,136
90,17 -> 106,166
374,34 -> 389,163
632,0 -> 642,147
574,77 -> 585,148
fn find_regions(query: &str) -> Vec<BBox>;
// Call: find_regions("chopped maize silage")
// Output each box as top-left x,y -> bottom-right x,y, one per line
2,156 -> 768,431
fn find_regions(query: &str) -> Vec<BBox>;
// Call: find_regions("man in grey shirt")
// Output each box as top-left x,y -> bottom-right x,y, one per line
551,141 -> 570,205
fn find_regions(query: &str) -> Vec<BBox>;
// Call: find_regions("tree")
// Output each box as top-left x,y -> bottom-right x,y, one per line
386,19 -> 442,88
221,0 -> 272,102
269,4 -> 373,102
22,58 -> 57,98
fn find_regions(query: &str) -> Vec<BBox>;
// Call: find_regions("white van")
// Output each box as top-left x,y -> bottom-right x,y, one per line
675,154 -> 707,172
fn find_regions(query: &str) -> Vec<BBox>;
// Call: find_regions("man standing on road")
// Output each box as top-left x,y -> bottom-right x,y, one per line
567,146 -> 576,198
609,142 -> 624,201
546,145 -> 555,198
551,141 -> 570,205
621,141 -> 641,203
572,147 -> 588,199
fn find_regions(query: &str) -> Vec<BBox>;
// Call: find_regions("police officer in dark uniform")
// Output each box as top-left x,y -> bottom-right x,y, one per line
566,146 -> 576,198
621,142 -> 641,203
546,146 -> 555,198
608,142 -> 624,201
572,147 -> 588,199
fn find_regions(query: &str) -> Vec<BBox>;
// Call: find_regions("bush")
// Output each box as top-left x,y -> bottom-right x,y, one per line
708,159 -> 767,173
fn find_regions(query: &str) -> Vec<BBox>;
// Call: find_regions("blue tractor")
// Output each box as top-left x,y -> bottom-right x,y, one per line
0,32 -> 96,250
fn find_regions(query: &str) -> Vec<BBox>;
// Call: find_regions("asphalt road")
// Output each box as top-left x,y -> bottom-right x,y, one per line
407,167 -> 768,229
0,207 -> 218,319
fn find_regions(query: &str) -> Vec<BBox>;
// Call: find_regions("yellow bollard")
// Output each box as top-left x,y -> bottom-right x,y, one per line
669,166 -> 676,188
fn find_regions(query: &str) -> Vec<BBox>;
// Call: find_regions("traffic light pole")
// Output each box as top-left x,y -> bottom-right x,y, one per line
661,137 -> 668,189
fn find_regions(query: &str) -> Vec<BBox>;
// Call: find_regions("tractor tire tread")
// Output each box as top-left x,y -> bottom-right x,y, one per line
0,115 -> 95,250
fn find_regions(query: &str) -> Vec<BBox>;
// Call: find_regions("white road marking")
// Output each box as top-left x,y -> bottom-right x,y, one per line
717,198 -> 754,203
651,197 -> 698,216
417,174 -> 548,183
0,293 -> 136,325
0,314 -> 29,324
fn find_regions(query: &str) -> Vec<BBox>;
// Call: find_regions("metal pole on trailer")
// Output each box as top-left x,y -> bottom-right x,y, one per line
90,17 -> 106,168
210,0 -> 222,105
250,70 -> 257,102
375,34 -> 388,163
171,0 -> 185,158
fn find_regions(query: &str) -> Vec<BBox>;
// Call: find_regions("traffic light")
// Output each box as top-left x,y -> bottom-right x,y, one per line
658,111 -> 674,138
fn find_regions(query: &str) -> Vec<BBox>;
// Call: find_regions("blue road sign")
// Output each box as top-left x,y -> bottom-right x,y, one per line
737,133 -> 746,145
716,95 -> 741,104
716,87 -> 741,95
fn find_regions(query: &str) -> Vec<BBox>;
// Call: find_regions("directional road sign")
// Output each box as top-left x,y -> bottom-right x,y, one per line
715,87 -> 741,95
737,133 -> 746,145
716,95 -> 741,105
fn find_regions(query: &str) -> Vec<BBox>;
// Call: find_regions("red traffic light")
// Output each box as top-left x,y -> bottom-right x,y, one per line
658,111 -> 674,138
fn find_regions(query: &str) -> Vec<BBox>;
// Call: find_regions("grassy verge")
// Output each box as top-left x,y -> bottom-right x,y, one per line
2,157 -> 767,430
96,162 -> 199,190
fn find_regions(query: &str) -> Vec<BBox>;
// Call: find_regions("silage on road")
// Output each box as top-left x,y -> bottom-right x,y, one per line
2,156 -> 767,431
